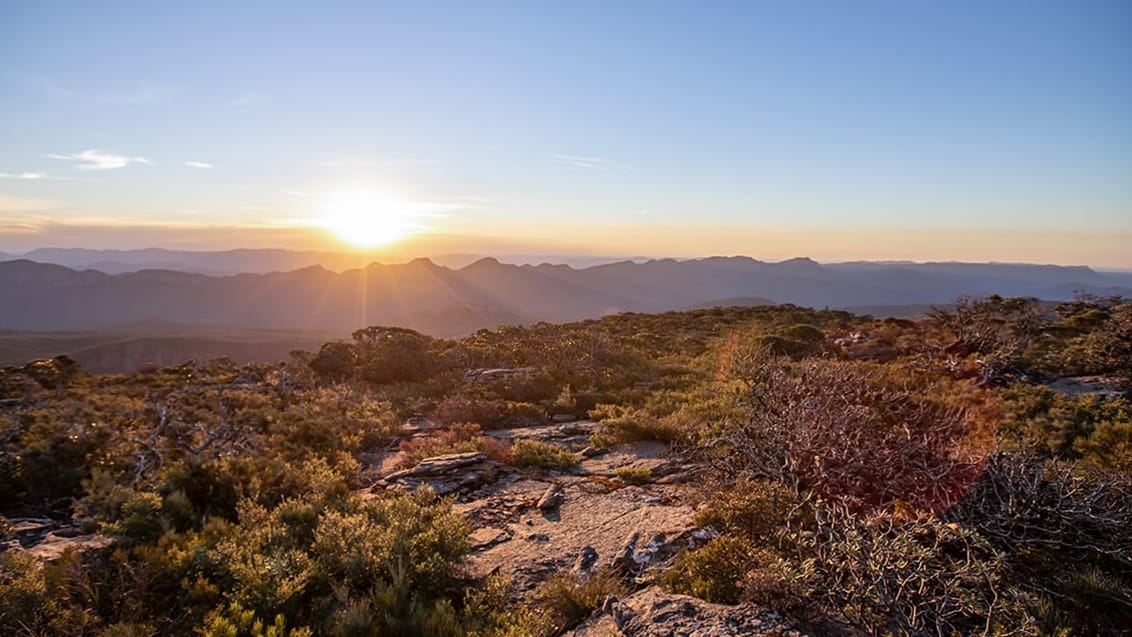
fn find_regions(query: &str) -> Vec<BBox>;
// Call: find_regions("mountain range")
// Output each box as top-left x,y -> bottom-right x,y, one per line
0,247 -> 642,275
3,254 -> 1130,335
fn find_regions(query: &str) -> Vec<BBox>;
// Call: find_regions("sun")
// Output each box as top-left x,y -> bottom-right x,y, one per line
317,190 -> 419,248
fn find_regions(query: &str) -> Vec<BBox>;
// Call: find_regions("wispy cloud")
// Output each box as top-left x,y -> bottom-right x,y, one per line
230,92 -> 261,111
551,154 -> 627,170
46,149 -> 151,171
0,172 -> 50,180
184,161 -> 214,169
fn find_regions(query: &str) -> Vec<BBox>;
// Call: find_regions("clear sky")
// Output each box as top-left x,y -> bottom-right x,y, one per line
1,1 -> 1130,266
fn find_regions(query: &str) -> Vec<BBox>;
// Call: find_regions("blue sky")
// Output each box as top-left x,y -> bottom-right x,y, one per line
1,1 -> 1130,265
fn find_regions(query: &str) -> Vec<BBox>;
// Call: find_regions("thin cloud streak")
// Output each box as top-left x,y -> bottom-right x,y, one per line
184,161 -> 214,169
551,154 -> 627,170
46,149 -> 151,171
229,92 -> 260,110
0,172 -> 50,180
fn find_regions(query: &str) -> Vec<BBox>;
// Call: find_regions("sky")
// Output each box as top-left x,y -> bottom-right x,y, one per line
1,1 -> 1130,266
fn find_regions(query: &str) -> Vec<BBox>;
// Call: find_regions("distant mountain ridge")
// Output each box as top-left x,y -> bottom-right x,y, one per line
3,247 -> 643,274
2,255 -> 1130,334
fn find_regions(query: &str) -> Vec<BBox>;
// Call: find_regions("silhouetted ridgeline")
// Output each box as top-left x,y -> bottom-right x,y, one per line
1,256 -> 1130,333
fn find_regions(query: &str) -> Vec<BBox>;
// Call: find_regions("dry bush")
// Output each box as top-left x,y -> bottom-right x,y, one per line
398,422 -> 485,468
945,452 -> 1132,574
711,354 -> 981,513
480,437 -> 513,465
792,501 -> 1022,636
590,404 -> 700,446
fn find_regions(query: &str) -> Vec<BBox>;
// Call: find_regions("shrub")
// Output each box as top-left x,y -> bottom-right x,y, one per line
484,373 -> 558,404
532,568 -> 625,633
754,335 -> 814,360
613,466 -> 652,485
661,536 -> 759,604
591,404 -> 697,446
431,394 -> 510,429
781,324 -> 825,344
398,422 -> 485,468
200,600 -> 313,637
510,440 -> 577,470
712,357 -> 978,513
693,479 -> 797,545
113,491 -> 168,544
793,503 -> 1021,635
481,437 -> 514,465
463,574 -> 553,637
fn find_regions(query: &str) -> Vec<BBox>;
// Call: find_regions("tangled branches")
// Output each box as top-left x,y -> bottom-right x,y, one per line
710,355 -> 980,512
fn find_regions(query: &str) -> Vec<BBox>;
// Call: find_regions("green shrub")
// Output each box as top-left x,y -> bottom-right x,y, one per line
613,466 -> 652,485
693,480 -> 797,545
510,439 -> 577,470
113,491 -> 168,544
781,324 -> 825,344
200,600 -> 313,637
753,335 -> 814,359
661,536 -> 758,604
462,574 -> 554,637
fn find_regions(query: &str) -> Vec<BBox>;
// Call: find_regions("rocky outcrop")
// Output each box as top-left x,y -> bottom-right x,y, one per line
3,517 -> 114,562
462,475 -> 699,596
369,419 -> 788,633
25,533 -> 114,561
373,451 -> 512,497
464,367 -> 538,382
571,588 -> 806,636
485,421 -> 600,445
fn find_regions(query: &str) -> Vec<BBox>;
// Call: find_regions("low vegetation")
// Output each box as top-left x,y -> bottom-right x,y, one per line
1,297 -> 1130,634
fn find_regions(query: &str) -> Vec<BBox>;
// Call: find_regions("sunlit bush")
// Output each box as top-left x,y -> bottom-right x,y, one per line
510,439 -> 577,470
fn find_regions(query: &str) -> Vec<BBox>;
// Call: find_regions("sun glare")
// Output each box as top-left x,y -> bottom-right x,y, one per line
317,190 -> 419,248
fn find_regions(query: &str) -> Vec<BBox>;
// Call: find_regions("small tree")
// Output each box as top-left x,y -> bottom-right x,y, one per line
351,326 -> 437,385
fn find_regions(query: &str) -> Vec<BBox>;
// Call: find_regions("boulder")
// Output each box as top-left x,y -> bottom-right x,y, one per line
537,484 -> 566,511
573,545 -> 599,575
